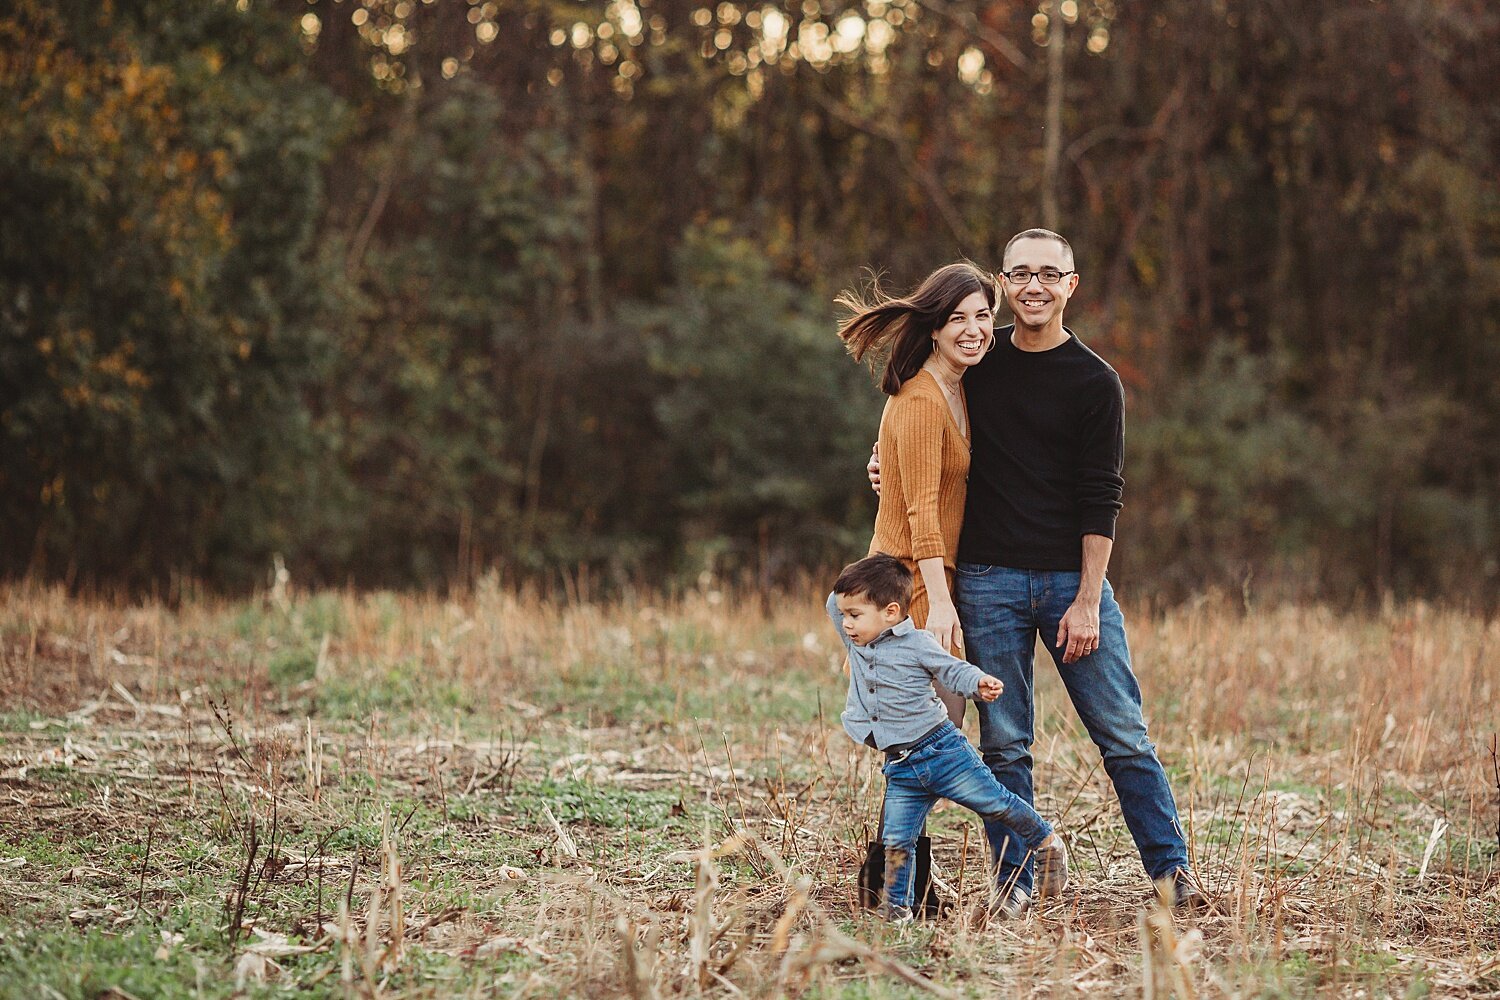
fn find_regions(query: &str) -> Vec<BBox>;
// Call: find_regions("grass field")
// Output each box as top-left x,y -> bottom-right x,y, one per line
0,578 -> 1496,998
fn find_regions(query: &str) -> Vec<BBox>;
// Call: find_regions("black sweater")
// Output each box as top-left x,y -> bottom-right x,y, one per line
957,327 -> 1124,570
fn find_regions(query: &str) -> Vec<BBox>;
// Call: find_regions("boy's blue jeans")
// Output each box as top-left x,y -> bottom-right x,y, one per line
880,721 -> 1053,911
955,564 -> 1190,895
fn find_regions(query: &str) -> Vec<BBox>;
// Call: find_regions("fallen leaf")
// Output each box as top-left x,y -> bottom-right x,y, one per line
234,951 -> 281,987
1174,928 -> 1205,965
243,927 -> 321,958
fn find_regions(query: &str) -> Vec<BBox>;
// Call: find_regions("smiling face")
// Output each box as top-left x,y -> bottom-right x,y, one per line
930,290 -> 994,372
835,591 -> 905,646
1001,236 -> 1079,334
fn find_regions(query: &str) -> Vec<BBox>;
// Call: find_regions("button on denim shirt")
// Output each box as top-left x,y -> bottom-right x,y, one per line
826,592 -> 988,752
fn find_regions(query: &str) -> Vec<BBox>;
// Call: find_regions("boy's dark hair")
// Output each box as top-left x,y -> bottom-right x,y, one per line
833,553 -> 912,611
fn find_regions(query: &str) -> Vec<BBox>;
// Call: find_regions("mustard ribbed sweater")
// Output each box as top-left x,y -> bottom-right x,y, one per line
868,369 -> 970,619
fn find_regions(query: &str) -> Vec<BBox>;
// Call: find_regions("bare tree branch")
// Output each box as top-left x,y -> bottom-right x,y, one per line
812,91 -> 978,248
911,0 -> 1029,71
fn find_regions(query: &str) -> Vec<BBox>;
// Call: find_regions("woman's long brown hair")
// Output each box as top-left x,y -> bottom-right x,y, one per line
836,262 -> 996,395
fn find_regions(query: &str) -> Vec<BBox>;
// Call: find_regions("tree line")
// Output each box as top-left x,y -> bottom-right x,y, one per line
2,0 -> 1498,601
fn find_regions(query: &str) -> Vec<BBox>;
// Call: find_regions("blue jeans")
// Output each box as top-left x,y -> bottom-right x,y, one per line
880,721 -> 1053,910
955,564 -> 1189,894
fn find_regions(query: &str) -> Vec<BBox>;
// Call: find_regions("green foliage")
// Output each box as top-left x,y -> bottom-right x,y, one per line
0,0 -> 344,587
1127,341 -> 1323,593
635,224 -> 880,577
1,0 -> 1498,599
1127,341 -> 1479,598
319,78 -> 600,581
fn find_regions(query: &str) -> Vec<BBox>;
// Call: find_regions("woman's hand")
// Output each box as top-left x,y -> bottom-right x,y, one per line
924,600 -> 963,654
916,556 -> 962,653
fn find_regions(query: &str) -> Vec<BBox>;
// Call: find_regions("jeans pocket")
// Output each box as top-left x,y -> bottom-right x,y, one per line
955,562 -> 995,578
961,740 -> 986,767
928,732 -> 968,759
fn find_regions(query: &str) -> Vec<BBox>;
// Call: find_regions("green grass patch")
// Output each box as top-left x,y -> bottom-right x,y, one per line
0,925 -> 232,1000
267,645 -> 320,689
0,832 -> 86,869
0,709 -> 55,734
229,593 -> 345,646
511,777 -> 690,832
539,665 -> 836,729
311,660 -> 472,719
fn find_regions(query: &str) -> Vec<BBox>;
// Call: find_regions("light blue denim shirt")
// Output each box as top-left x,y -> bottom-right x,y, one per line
826,592 -> 989,751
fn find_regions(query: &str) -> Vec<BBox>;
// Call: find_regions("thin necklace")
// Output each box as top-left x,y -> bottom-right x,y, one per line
925,362 -> 967,437
925,361 -> 962,398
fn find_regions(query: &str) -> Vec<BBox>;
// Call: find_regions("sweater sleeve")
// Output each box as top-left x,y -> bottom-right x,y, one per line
886,393 -> 949,562
1075,370 -> 1125,538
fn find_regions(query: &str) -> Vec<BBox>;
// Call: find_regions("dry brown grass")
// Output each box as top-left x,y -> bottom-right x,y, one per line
0,578 -> 1497,998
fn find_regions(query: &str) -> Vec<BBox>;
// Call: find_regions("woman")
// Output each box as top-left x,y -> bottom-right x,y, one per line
837,262 -> 995,725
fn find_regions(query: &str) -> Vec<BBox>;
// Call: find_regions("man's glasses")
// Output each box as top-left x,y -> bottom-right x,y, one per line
1000,268 -> 1074,285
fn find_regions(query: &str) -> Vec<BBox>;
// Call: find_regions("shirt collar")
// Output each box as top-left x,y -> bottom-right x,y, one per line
873,616 -> 916,643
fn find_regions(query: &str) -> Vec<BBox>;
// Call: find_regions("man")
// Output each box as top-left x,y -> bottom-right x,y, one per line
870,229 -> 1202,915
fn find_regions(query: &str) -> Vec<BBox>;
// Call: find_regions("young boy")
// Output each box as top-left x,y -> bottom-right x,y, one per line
828,554 -> 1068,923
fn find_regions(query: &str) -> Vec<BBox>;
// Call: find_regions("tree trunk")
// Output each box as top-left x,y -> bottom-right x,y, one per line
1042,6 -> 1065,229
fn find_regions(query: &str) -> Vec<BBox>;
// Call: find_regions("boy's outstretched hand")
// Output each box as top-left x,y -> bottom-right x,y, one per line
976,676 -> 1004,701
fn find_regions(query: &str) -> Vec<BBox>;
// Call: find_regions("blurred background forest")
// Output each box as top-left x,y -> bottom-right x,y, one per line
2,0 -> 1498,602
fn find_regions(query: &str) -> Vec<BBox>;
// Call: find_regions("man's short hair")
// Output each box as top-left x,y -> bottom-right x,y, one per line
834,553 -> 912,611
1003,228 -> 1075,270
